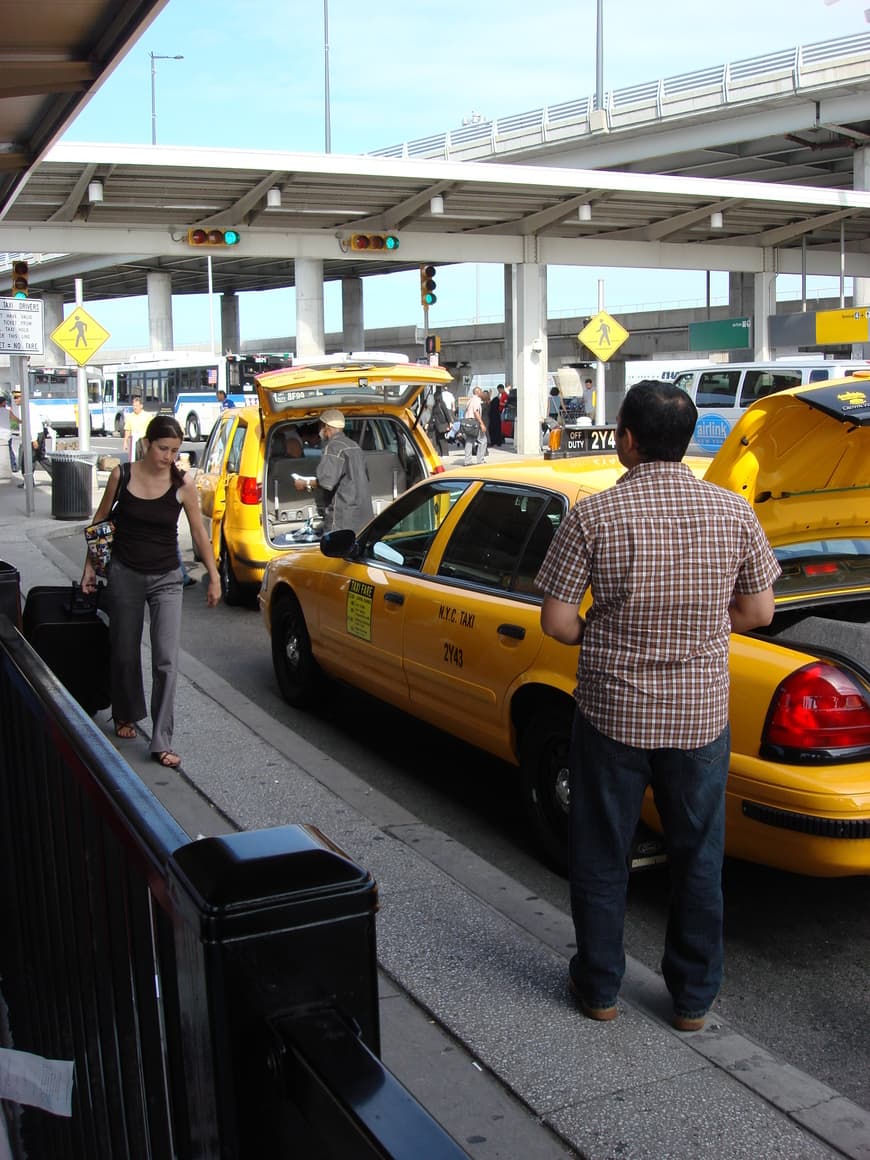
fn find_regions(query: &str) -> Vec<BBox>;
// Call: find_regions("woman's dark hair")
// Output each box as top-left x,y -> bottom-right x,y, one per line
144,415 -> 186,485
616,380 -> 698,462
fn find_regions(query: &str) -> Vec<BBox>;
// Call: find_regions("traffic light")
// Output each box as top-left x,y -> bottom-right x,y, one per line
12,260 -> 29,299
187,228 -> 241,247
420,264 -> 436,307
425,335 -> 441,354
350,233 -> 400,251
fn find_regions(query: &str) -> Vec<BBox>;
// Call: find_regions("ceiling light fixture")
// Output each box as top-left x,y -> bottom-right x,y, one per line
266,187 -> 282,209
429,195 -> 444,215
578,203 -> 592,222
710,211 -> 724,229
88,181 -> 104,203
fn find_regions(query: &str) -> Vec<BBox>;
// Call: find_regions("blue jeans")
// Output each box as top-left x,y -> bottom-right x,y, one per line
568,712 -> 730,1017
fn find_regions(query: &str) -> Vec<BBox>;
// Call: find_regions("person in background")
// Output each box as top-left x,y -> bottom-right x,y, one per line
216,389 -> 235,410
488,386 -> 504,447
536,380 -> 779,1033
9,391 -> 21,473
441,383 -> 456,424
81,414 -> 221,770
428,386 -> 453,456
292,408 -> 373,532
123,395 -> 150,461
463,385 -> 488,466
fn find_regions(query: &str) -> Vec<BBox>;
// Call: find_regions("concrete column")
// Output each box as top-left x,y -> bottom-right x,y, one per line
513,261 -> 548,458
41,293 -> 66,365
503,265 -> 514,388
853,148 -> 870,358
220,292 -> 240,353
752,262 -> 777,361
146,271 -> 173,351
341,276 -> 364,351
295,258 -> 325,359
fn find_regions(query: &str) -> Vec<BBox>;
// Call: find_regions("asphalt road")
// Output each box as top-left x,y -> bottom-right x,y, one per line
52,440 -> 870,1113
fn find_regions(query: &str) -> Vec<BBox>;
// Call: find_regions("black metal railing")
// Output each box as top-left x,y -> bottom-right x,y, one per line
0,616 -> 468,1159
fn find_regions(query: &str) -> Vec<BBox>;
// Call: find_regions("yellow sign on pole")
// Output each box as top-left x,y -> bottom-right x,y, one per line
815,308 -> 870,346
578,311 -> 629,362
50,307 -> 111,366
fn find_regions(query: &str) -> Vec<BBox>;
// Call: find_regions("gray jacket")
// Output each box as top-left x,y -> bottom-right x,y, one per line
316,432 -> 374,532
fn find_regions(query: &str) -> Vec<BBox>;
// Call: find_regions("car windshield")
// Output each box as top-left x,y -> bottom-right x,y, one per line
774,538 -> 870,598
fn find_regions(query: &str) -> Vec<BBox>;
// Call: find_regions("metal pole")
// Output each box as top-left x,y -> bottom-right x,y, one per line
595,279 -> 606,425
323,0 -> 332,152
595,0 -> 604,111
149,53 -> 184,146
207,256 -> 216,355
75,278 -> 91,452
840,220 -> 846,308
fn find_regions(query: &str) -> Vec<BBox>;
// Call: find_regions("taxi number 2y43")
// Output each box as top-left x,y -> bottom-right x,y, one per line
444,642 -> 464,667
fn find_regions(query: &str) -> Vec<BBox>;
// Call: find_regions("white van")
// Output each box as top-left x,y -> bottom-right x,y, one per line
671,361 -> 870,452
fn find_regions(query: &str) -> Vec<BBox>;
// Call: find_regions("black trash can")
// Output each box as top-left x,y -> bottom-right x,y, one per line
0,560 -> 22,630
50,452 -> 98,520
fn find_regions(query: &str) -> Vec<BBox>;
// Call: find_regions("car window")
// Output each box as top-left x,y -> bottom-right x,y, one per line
695,371 -> 740,408
438,485 -> 565,594
741,370 -> 801,404
226,422 -> 246,474
203,416 -> 232,475
357,480 -> 470,572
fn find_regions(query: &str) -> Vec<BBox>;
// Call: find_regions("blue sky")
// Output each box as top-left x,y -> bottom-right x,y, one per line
59,0 -> 866,351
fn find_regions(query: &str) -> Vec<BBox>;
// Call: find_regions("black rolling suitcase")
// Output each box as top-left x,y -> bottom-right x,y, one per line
23,584 -> 111,714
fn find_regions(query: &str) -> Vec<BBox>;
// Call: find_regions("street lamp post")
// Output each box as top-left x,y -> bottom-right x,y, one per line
323,0 -> 331,152
149,51 -> 184,145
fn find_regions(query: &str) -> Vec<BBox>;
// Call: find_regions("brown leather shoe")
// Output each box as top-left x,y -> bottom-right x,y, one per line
568,977 -> 618,1022
672,1012 -> 706,1032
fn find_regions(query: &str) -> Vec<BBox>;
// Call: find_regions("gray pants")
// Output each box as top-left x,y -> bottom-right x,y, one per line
108,558 -> 183,755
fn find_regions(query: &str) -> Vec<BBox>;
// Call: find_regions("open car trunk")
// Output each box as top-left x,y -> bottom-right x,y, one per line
263,416 -> 430,546
755,597 -> 870,679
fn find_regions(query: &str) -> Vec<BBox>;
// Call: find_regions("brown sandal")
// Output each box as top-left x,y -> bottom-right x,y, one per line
114,721 -> 137,740
152,750 -> 181,769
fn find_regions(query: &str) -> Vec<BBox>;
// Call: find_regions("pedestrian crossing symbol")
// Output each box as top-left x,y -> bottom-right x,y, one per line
50,307 -> 111,366
578,311 -> 629,362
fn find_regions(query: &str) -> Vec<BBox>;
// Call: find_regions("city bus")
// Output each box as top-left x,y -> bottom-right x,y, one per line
25,365 -> 106,435
101,351 -> 294,441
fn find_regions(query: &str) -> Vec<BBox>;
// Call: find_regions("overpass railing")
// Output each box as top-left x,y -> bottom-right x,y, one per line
0,616 -> 468,1159
371,32 -> 870,161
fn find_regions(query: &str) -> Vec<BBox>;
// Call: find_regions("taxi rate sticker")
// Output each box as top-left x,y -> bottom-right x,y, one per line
346,579 -> 374,640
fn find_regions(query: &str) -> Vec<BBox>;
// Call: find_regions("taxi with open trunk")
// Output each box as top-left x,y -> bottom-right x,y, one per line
259,377 -> 870,877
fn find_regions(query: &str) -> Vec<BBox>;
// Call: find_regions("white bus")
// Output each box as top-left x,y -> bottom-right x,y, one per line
25,365 -> 106,435
671,359 -> 870,452
101,350 -> 294,441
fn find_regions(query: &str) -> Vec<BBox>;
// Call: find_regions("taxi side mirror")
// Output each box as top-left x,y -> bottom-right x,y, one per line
320,529 -> 357,558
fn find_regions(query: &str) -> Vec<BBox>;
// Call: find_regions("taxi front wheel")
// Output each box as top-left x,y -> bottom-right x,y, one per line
518,707 -> 572,876
271,592 -> 319,707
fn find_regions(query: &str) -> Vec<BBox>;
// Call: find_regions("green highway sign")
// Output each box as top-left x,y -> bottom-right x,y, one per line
688,317 -> 751,352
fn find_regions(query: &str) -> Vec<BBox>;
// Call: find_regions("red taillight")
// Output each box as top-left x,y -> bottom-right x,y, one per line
763,662 -> 870,755
238,476 -> 262,504
433,463 -> 446,474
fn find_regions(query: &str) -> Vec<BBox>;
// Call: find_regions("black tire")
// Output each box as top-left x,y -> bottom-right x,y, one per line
219,535 -> 244,606
113,413 -> 125,437
185,414 -> 201,442
271,592 -> 319,706
518,705 -> 573,875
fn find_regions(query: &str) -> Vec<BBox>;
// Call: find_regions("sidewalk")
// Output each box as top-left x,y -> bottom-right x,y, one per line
1,464 -> 868,1160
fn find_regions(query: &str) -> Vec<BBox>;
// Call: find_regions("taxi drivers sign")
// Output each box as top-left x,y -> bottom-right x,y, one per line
50,307 -> 110,366
578,311 -> 629,362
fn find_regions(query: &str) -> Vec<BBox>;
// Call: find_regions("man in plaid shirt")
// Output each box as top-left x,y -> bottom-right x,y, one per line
536,380 -> 780,1032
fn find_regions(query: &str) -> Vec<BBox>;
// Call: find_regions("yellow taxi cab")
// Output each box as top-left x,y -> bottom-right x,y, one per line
194,353 -> 452,603
259,378 -> 870,877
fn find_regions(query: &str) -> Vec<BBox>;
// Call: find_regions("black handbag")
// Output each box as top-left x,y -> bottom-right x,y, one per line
460,418 -> 479,438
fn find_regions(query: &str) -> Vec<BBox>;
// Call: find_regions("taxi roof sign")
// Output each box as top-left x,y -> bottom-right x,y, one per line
50,306 -> 110,366
578,311 -> 629,362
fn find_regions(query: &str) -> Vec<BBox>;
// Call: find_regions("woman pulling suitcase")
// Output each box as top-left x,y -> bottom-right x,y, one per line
81,414 -> 221,769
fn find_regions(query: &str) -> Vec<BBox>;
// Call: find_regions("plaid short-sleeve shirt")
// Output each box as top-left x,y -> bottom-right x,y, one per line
535,461 -> 781,749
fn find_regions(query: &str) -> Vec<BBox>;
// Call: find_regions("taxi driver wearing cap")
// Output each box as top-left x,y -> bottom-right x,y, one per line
293,409 -> 373,533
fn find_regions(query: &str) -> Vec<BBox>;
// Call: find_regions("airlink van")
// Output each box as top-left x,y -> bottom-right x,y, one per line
671,360 -> 870,452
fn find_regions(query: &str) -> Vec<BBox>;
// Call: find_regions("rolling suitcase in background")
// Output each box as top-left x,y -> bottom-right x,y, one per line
23,583 -> 111,714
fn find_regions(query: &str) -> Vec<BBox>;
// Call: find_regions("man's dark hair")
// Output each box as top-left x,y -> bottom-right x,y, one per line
617,379 -> 697,462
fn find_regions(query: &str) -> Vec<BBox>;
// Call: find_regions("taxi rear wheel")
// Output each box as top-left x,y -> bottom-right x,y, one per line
271,592 -> 319,706
519,707 -> 572,875
219,536 -> 244,606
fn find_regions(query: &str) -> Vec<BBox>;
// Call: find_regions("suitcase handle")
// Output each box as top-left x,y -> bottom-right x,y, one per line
64,582 -> 99,617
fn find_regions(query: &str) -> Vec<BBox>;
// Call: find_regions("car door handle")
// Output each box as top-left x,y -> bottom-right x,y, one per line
498,623 -> 525,640
384,591 -> 404,605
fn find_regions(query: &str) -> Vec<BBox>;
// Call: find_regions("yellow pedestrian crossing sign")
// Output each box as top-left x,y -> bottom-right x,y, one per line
578,311 -> 629,362
50,307 -> 111,366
